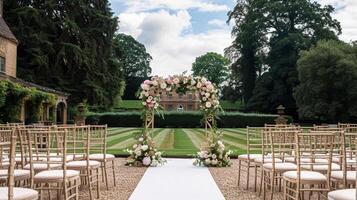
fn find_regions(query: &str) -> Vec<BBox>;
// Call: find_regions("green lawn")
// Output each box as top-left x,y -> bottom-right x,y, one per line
106,127 -> 250,157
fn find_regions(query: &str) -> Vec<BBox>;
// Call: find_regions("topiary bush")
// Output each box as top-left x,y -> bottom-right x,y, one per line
86,111 -> 292,128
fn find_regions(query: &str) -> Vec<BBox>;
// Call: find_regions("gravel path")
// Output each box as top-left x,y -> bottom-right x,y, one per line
79,158 -> 147,200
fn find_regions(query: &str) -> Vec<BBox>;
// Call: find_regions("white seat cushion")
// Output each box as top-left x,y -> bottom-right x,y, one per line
263,163 -> 297,172
254,157 -> 282,164
24,163 -> 62,171
283,171 -> 327,183
34,170 -> 80,182
0,170 -> 30,181
88,154 -> 115,161
328,189 -> 356,200
66,160 -> 100,169
0,187 -> 38,200
331,171 -> 356,182
238,154 -> 261,161
301,163 -> 340,171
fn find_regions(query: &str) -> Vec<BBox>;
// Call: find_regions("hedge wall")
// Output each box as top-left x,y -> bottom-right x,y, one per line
86,111 -> 292,128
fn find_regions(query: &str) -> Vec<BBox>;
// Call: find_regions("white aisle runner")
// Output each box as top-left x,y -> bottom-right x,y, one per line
129,158 -> 226,200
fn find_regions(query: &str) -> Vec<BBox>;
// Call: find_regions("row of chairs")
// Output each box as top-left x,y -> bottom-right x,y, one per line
238,123 -> 357,200
0,124 -> 116,200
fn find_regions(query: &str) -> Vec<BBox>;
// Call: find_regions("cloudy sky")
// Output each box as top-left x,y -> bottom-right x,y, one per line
109,0 -> 357,76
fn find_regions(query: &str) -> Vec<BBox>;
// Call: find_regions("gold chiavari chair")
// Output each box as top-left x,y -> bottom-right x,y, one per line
65,126 -> 101,200
283,131 -> 341,200
88,125 -> 116,190
237,126 -> 263,191
331,127 -> 357,189
262,127 -> 298,200
328,138 -> 357,200
0,128 -> 38,200
29,129 -> 80,200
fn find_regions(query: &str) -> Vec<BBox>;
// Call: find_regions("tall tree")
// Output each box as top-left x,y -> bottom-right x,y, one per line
228,0 -> 341,115
294,40 -> 357,122
112,33 -> 152,99
226,0 -> 266,104
191,52 -> 230,87
4,0 -> 125,109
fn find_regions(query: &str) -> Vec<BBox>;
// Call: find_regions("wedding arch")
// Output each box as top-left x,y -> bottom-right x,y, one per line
126,74 -> 231,167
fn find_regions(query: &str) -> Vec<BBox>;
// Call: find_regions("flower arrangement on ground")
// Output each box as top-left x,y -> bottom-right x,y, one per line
126,134 -> 166,167
194,131 -> 232,167
126,74 -> 230,167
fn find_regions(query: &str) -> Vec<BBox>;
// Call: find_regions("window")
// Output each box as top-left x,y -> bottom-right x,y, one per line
167,104 -> 173,111
188,104 -> 193,110
0,56 -> 5,72
188,94 -> 193,100
179,94 -> 183,99
168,93 -> 173,100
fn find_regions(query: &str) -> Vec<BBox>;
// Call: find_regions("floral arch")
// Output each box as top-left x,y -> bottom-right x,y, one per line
126,75 -> 231,167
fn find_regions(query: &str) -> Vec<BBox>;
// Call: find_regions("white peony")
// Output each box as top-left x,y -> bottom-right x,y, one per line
211,159 -> 218,166
205,93 -> 210,98
160,83 -> 167,89
191,80 -> 196,85
196,82 -> 202,88
205,158 -> 211,165
133,144 -> 138,149
151,159 -> 158,167
138,137 -> 144,142
141,145 -> 148,151
205,102 -> 212,108
155,152 -> 162,157
142,157 -> 151,166
141,84 -> 149,90
152,80 -> 158,86
201,77 -> 207,83
135,149 -> 142,156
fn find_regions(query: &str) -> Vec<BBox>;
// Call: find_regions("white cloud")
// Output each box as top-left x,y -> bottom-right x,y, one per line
208,19 -> 227,27
318,0 -> 357,42
118,0 -> 229,13
118,10 -> 232,76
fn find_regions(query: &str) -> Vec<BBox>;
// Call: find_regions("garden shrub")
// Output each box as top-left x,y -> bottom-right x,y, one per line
86,111 -> 292,128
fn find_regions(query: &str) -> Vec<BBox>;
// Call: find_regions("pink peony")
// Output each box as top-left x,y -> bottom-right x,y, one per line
143,157 -> 151,166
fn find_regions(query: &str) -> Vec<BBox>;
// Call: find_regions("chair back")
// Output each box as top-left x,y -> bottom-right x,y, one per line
88,125 -> 107,156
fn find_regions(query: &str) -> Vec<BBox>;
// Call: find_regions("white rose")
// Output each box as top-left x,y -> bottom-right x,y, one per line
201,77 -> 207,83
196,82 -> 202,88
212,154 -> 217,159
138,137 -> 144,142
142,102 -> 147,106
141,84 -> 149,90
205,93 -> 210,98
155,152 -> 162,157
207,84 -> 214,91
133,144 -> 138,149
160,83 -> 167,89
143,157 -> 151,166
152,81 -> 158,86
141,145 -> 149,151
191,80 -> 196,85
173,78 -> 180,84
135,150 -> 142,156
143,91 -> 149,97
202,97 -> 207,101
205,102 -> 212,108
166,87 -> 171,91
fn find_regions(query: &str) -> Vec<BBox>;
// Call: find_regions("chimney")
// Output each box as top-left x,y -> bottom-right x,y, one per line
0,0 -> 3,17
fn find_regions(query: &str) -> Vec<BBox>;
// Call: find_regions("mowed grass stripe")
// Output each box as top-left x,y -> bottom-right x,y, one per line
159,130 -> 174,150
107,129 -> 139,141
108,128 -> 139,136
182,129 -> 205,149
108,128 -> 162,149
174,129 -> 198,151
153,129 -> 172,147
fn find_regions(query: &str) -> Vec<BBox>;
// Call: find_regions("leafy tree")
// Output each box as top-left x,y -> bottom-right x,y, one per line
112,33 -> 152,99
191,52 -> 230,87
4,0 -> 125,109
226,0 -> 266,104
232,0 -> 342,115
294,40 -> 357,122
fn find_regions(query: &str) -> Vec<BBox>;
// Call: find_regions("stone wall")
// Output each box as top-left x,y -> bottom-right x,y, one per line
0,37 -> 17,77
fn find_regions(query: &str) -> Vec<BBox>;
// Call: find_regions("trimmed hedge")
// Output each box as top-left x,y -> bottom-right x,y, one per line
86,111 -> 292,128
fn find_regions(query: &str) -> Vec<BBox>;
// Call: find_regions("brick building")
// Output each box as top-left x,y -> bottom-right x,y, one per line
161,91 -> 199,111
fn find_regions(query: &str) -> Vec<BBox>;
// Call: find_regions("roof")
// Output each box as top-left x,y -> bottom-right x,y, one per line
0,16 -> 18,44
0,72 -> 69,97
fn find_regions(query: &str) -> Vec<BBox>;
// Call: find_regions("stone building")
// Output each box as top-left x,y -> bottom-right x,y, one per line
161,91 -> 199,111
0,2 -> 68,124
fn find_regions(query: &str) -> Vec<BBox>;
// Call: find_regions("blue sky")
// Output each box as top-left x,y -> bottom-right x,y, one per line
109,0 -> 357,76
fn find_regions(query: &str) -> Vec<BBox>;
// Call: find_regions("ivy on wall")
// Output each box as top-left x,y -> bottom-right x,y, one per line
0,79 -> 57,123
